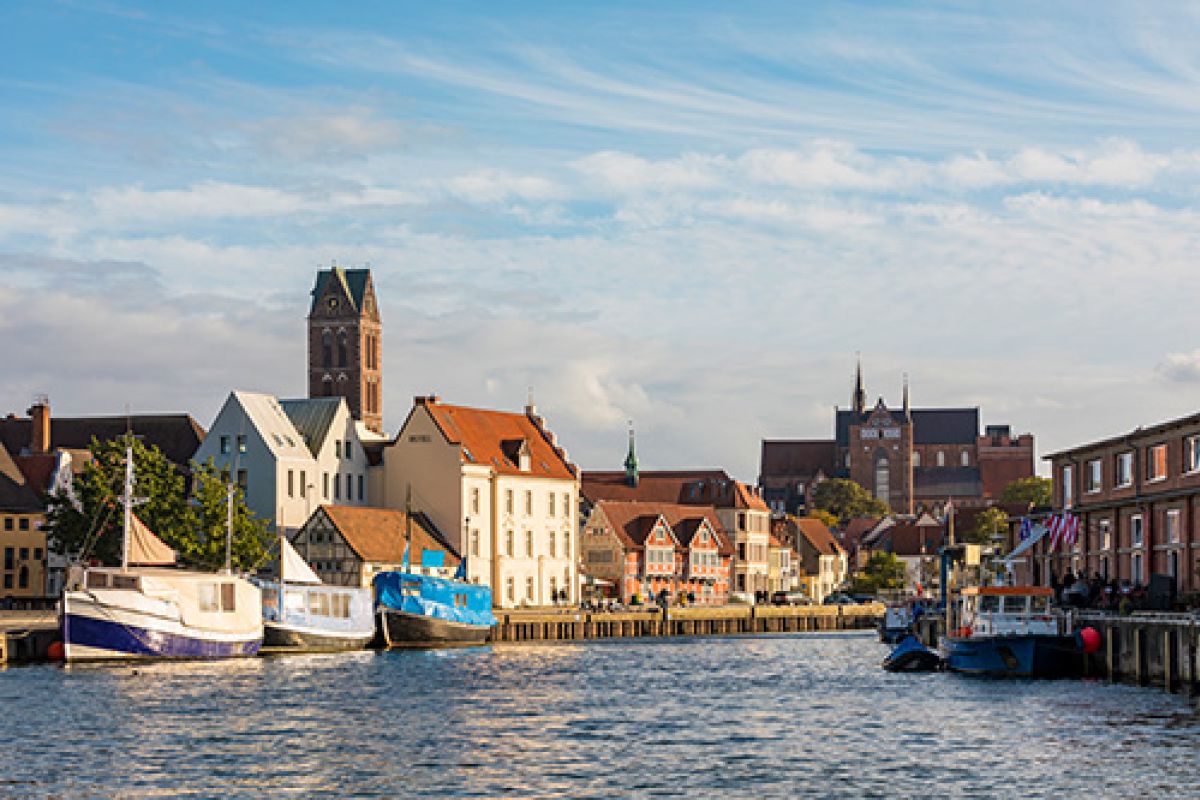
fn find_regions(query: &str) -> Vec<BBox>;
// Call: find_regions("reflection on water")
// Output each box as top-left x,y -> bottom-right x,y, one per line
3,633 -> 1198,798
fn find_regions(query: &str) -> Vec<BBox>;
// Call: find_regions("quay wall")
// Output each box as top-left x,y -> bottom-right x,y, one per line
491,604 -> 883,643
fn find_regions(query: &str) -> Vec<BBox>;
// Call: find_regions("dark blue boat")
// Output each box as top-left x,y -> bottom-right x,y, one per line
882,634 -> 942,672
940,586 -> 1083,678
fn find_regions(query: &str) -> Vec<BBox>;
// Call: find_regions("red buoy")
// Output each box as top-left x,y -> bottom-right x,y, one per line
1078,627 -> 1102,654
46,641 -> 65,662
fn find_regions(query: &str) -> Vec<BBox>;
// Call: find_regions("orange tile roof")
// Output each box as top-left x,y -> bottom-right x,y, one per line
418,398 -> 576,481
591,500 -> 733,555
794,517 -> 846,557
582,470 -> 768,511
319,505 -> 460,566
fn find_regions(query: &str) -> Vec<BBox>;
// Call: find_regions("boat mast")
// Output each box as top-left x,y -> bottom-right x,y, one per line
121,444 -> 134,572
405,484 -> 413,572
224,481 -> 234,575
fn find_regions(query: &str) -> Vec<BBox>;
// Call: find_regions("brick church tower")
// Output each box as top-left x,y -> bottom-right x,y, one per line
307,266 -> 383,434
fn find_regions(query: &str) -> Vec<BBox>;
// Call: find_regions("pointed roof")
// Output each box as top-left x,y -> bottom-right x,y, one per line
0,442 -> 43,512
227,391 -> 309,459
317,505 -> 461,566
413,397 -> 576,481
310,267 -> 373,315
590,500 -> 733,555
793,517 -> 846,556
280,397 -> 344,457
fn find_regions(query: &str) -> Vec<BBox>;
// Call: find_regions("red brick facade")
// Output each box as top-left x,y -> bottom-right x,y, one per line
307,268 -> 383,434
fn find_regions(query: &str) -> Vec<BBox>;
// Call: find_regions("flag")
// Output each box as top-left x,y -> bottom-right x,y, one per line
1061,513 -> 1079,548
1047,515 -> 1063,551
1019,516 -> 1033,541
454,556 -> 467,581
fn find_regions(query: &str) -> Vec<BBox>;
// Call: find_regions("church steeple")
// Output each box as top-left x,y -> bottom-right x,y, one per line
623,421 -> 639,487
307,265 -> 383,434
902,373 -> 912,421
853,355 -> 867,416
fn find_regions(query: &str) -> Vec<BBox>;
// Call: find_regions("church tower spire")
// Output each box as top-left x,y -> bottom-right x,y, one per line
853,354 -> 866,416
307,265 -> 383,434
902,373 -> 911,421
624,421 -> 639,487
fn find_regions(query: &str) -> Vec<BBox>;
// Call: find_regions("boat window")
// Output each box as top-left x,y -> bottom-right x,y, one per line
401,580 -> 421,597
309,591 -> 330,616
454,593 -> 467,608
198,583 -> 221,612
220,583 -> 237,612
112,575 -> 139,591
86,572 -> 110,589
1002,596 -> 1028,614
1030,596 -> 1050,613
336,593 -> 352,618
979,595 -> 1001,613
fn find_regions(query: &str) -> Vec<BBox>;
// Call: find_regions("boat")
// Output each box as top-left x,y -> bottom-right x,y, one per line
878,598 -> 929,644
255,536 -> 375,652
60,446 -> 263,661
374,571 -> 496,646
882,633 -> 942,672
939,586 -> 1084,678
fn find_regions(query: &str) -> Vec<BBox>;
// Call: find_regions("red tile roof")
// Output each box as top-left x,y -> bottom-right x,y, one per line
582,470 -> 768,511
319,505 -> 461,566
417,398 -> 576,481
793,517 -> 846,557
590,500 -> 733,555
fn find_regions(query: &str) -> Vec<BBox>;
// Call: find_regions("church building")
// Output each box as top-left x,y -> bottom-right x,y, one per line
307,267 -> 384,435
760,362 -> 1035,516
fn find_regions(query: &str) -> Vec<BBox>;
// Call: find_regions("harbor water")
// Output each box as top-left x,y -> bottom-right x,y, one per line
2,631 -> 1198,798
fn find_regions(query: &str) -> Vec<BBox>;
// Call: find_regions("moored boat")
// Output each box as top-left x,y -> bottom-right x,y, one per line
940,586 -> 1083,678
61,445 -> 263,662
374,571 -> 496,646
882,633 -> 942,672
256,536 -> 374,651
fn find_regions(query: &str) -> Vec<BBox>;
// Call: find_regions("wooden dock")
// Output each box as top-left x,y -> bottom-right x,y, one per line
491,603 -> 884,643
0,611 -> 58,665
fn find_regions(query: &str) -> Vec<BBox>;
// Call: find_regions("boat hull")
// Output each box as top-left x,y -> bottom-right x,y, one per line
942,634 -> 1082,678
62,592 -> 261,662
879,626 -> 910,644
378,608 -> 492,647
263,621 -> 374,651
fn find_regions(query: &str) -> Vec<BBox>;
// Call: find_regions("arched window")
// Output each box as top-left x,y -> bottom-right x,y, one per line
321,330 -> 332,368
874,453 -> 890,504
337,332 -> 348,368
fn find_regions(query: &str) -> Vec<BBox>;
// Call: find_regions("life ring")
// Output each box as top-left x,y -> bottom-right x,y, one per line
955,626 -> 973,638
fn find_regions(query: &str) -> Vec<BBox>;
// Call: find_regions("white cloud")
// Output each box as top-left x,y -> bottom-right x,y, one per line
1157,350 -> 1200,383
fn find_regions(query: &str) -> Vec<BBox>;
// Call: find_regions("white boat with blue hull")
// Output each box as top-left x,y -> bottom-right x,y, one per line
60,445 -> 263,662
256,536 -> 375,651
941,586 -> 1083,678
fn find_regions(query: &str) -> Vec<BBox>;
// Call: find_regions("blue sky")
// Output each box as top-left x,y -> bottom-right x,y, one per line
2,1 -> 1199,479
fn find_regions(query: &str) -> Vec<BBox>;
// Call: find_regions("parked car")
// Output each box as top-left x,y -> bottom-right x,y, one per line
771,591 -> 813,606
823,592 -> 857,606
728,591 -> 756,605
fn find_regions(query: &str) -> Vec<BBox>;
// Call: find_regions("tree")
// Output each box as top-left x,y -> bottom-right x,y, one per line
964,506 -> 1010,546
812,478 -> 889,524
850,551 -> 907,595
1000,476 -> 1052,508
807,509 -> 839,530
186,459 -> 273,572
45,435 -> 191,565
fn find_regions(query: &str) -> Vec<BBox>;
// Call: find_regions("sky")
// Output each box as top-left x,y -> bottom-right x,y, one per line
2,0 -> 1199,481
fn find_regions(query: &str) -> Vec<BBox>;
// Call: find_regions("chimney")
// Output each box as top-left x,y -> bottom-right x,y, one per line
414,394 -> 440,406
28,394 -> 50,454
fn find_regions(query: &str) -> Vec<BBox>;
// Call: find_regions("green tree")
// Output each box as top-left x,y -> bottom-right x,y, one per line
850,551 -> 907,595
45,435 -> 191,565
807,509 -> 839,530
964,506 -> 1010,546
186,459 -> 273,572
1000,476 -> 1052,507
812,478 -> 889,524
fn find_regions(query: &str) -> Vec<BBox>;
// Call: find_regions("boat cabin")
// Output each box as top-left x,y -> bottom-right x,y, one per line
958,586 -> 1061,637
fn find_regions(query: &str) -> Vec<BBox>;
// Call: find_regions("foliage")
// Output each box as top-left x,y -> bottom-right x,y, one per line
43,439 -> 271,572
812,478 -> 889,524
807,509 -> 839,530
850,551 -> 907,595
186,459 -> 273,572
45,435 -> 190,565
964,506 -> 1010,546
999,476 -> 1053,508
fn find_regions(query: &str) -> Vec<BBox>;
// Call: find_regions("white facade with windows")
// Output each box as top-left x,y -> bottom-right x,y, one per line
193,391 -> 370,535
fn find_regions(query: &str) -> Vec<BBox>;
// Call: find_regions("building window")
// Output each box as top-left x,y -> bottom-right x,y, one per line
334,474 -> 341,500
18,518 -> 28,531
1099,519 -> 1111,551
563,532 -> 570,559
525,530 -> 534,557
323,473 -> 330,499
236,435 -> 247,454
548,532 -> 557,558
1132,552 -> 1144,584
505,577 -> 515,602
220,435 -> 230,454
1115,452 -> 1133,487
524,491 -> 533,516
1167,509 -> 1181,544
346,473 -> 353,500
960,451 -> 969,467
471,488 -> 480,515
548,492 -> 556,517
322,330 -> 332,368
505,490 -> 514,514
526,576 -> 535,601
1062,465 -> 1073,509
358,475 -> 364,501
1147,444 -> 1167,482
237,470 -> 248,491
874,455 -> 890,504
299,471 -> 307,498
1131,514 -> 1144,548
3,547 -> 13,570
470,529 -> 480,557
337,332 -> 348,368
1188,436 -> 1200,474
737,512 -> 747,530
936,451 -> 945,467
288,470 -> 295,498
549,576 -> 558,601
912,451 -> 920,467
2,518 -> 10,531
505,530 -> 514,557
1085,460 -> 1101,493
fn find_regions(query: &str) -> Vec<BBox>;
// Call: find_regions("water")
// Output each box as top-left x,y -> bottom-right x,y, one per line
2,632 -> 1198,798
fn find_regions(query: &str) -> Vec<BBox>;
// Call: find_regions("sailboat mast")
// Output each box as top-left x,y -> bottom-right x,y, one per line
224,482 -> 234,574
405,484 -> 413,571
121,444 -> 133,572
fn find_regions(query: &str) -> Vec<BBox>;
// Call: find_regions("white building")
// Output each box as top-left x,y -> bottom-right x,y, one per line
379,396 -> 579,609
193,391 -> 371,534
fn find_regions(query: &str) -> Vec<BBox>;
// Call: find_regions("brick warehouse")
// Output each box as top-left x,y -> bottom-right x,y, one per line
760,362 -> 1034,515
1027,409 -> 1200,596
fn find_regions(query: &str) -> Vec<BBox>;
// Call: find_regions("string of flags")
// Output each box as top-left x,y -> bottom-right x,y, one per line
1019,512 -> 1079,551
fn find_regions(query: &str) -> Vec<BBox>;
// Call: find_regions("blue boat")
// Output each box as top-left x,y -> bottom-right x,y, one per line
374,571 -> 497,646
882,633 -> 942,672
940,586 -> 1083,678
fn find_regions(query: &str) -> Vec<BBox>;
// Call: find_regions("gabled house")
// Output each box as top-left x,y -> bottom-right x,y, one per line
791,517 -> 849,601
192,391 -> 370,535
859,513 -> 944,593
380,396 -> 579,608
292,505 -> 460,587
580,500 -> 732,606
